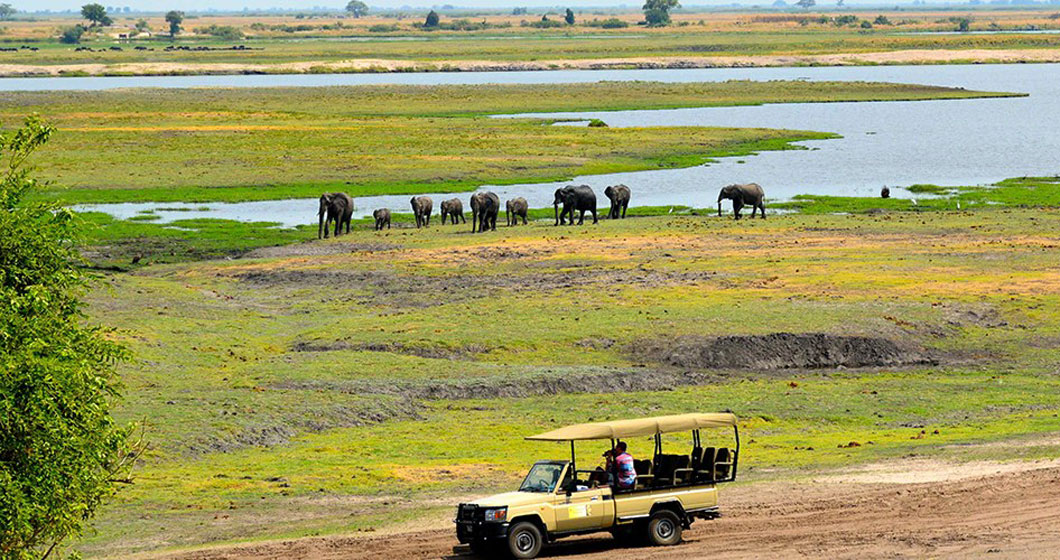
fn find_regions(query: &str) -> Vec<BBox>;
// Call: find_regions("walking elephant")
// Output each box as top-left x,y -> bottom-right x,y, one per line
554,185 -> 597,225
318,192 -> 353,239
553,187 -> 572,226
373,208 -> 391,231
717,183 -> 766,220
410,196 -> 433,228
440,198 -> 466,225
506,197 -> 528,226
470,191 -> 500,233
604,185 -> 631,219
881,186 -> 891,199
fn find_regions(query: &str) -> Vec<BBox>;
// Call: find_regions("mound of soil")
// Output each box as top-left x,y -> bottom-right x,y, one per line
637,333 -> 936,370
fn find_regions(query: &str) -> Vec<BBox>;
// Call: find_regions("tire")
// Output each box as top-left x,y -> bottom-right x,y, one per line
646,510 -> 683,547
506,521 -> 544,559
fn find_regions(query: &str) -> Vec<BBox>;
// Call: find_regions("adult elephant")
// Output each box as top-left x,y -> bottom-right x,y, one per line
717,183 -> 766,220
440,198 -> 465,225
318,192 -> 353,239
555,185 -> 597,226
506,197 -> 528,226
604,184 -> 631,219
470,191 -> 500,233
410,196 -> 433,228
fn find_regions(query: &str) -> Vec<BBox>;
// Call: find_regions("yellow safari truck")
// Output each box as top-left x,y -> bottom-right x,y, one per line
455,412 -> 739,558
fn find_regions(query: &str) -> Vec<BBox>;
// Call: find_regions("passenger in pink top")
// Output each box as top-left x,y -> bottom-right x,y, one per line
605,441 -> 637,489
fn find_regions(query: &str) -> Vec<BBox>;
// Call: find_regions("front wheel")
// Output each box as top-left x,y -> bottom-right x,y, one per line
646,510 -> 683,547
506,521 -> 544,559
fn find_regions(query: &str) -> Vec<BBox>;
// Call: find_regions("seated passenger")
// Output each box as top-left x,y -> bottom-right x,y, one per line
606,441 -> 636,490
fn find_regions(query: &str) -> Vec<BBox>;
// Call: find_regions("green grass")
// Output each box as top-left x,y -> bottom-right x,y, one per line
2,80 -> 1015,204
75,204 -> 1060,557
8,28 -> 1060,72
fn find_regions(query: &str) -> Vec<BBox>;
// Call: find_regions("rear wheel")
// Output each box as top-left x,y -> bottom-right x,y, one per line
646,510 -> 683,547
506,521 -> 543,559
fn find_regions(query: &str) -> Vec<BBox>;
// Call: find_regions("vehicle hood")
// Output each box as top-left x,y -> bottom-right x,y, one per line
471,490 -> 554,508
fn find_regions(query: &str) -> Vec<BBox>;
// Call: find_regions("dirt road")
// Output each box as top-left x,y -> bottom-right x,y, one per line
156,460 -> 1060,560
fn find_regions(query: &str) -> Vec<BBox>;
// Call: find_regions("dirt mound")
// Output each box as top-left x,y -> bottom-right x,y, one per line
290,340 -> 489,360
637,333 -> 936,370
241,241 -> 401,259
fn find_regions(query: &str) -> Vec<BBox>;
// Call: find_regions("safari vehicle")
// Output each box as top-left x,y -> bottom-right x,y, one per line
455,412 -> 739,559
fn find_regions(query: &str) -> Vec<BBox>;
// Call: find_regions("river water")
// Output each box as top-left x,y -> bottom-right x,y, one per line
46,63 -> 1060,227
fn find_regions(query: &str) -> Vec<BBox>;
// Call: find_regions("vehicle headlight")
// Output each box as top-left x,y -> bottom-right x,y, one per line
484,507 -> 507,522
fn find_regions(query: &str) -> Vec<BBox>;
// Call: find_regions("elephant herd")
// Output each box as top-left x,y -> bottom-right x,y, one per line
317,182 -> 768,238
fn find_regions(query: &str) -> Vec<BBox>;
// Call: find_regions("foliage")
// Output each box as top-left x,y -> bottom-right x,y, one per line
643,0 -> 680,26
835,14 -> 858,26
565,8 -> 575,25
796,0 -> 816,8
528,18 -> 565,28
345,0 -> 368,18
134,18 -> 149,32
79,3 -> 111,27
587,118 -> 608,127
193,24 -> 242,40
424,10 -> 439,28
586,17 -> 629,28
58,25 -> 84,44
164,10 -> 183,38
874,15 -> 892,25
0,116 -> 133,559
0,3 -> 15,20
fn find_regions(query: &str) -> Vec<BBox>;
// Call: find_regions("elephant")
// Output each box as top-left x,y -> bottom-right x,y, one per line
470,191 -> 500,233
604,184 -> 631,219
410,196 -> 433,228
881,186 -> 891,199
717,183 -> 765,220
506,197 -> 529,226
373,208 -> 391,231
554,185 -> 597,225
318,192 -> 353,239
440,198 -> 466,225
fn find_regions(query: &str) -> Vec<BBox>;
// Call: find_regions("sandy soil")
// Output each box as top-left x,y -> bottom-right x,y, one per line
5,49 -> 1060,78
145,459 -> 1060,560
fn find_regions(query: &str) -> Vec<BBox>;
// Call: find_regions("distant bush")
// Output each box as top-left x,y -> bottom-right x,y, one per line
194,24 -> 243,40
529,18 -> 565,28
834,15 -> 859,26
368,23 -> 400,32
586,17 -> 629,28
873,15 -> 892,25
860,20 -> 873,29
588,119 -> 608,127
59,24 -> 85,44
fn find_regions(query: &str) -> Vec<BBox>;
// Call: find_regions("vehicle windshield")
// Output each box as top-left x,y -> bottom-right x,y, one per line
519,463 -> 565,493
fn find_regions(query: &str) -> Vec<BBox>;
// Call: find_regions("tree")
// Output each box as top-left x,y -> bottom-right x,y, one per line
0,3 -> 16,20
0,115 -> 136,560
346,0 -> 368,17
643,0 -> 680,26
134,17 -> 149,32
165,10 -> 183,38
59,25 -> 85,44
565,8 -> 575,24
796,0 -> 816,8
80,3 -> 111,26
424,9 -> 439,27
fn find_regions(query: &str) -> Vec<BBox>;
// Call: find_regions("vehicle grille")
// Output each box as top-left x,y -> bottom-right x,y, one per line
457,504 -> 478,521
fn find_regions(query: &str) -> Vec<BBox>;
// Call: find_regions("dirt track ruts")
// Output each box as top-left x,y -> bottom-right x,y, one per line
154,463 -> 1060,560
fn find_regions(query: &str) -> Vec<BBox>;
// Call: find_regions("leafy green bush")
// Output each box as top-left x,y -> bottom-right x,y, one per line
0,116 -> 134,559
59,25 -> 84,44
194,24 -> 243,40
586,17 -> 629,28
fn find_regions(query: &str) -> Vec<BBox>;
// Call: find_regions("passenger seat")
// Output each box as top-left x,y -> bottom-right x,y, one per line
714,447 -> 734,480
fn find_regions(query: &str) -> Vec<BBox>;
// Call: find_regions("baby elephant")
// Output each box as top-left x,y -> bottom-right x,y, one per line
604,184 -> 631,219
373,208 -> 391,231
506,197 -> 528,226
440,198 -> 466,225
717,183 -> 766,220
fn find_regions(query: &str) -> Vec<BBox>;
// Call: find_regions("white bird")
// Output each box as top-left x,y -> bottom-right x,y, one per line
911,199 -> 918,206
956,201 -> 961,210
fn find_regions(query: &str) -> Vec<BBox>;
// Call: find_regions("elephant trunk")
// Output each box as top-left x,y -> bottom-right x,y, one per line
554,202 -> 559,226
717,195 -> 724,217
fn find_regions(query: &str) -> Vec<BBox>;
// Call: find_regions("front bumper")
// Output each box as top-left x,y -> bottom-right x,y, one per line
455,520 -> 509,543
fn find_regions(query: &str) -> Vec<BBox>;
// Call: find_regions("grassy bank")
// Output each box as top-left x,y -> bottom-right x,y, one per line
78,200 -> 1060,557
4,80 -> 1015,204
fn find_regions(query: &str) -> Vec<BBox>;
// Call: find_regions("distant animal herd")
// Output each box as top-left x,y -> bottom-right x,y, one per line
317,182 -> 776,239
